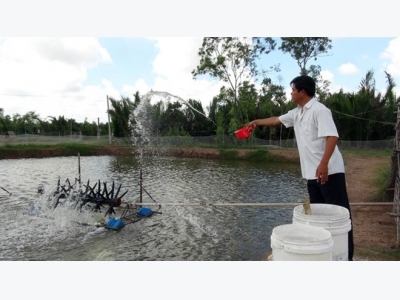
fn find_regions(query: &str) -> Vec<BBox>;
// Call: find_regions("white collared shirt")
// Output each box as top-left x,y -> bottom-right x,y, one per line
279,98 -> 345,180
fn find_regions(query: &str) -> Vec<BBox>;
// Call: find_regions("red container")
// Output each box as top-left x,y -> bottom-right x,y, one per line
235,125 -> 254,140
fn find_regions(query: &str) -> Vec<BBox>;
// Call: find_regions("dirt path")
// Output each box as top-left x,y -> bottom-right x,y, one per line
343,155 -> 397,253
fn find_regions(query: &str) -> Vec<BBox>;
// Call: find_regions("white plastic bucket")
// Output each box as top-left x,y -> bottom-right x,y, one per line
270,223 -> 333,261
293,203 -> 352,261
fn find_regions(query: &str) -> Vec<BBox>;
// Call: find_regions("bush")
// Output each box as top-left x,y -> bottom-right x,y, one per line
218,149 -> 239,160
373,165 -> 393,202
244,149 -> 269,161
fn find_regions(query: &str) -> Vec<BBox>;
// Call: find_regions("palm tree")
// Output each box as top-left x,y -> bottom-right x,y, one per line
48,116 -> 69,135
326,70 -> 397,142
107,96 -> 135,138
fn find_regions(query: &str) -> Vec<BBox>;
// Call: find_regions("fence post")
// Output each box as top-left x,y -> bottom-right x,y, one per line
107,95 -> 112,145
393,104 -> 400,246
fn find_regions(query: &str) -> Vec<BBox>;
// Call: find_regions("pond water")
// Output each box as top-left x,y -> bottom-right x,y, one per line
0,154 -> 308,261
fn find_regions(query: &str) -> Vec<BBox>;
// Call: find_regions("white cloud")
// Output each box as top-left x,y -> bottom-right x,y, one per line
0,38 -> 111,94
320,70 -> 347,93
151,37 -> 222,110
381,37 -> 400,77
2,79 -> 120,124
124,37 -> 223,112
338,63 -> 359,75
0,37 -> 114,122
122,79 -> 150,97
320,70 -> 334,82
151,37 -> 201,77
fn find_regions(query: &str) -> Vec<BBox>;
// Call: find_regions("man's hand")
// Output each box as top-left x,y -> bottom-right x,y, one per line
316,136 -> 337,184
316,162 -> 329,184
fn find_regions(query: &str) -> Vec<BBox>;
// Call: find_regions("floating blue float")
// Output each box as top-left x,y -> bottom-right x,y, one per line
137,207 -> 153,217
106,217 -> 125,229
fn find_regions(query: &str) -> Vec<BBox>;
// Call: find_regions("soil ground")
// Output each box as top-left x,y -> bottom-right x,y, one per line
1,145 -> 398,260
342,154 -> 397,253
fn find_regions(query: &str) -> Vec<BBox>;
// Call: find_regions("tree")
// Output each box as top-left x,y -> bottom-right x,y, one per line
192,37 -> 276,126
279,37 -> 332,75
81,118 -> 97,136
48,116 -> 69,135
236,81 -> 258,125
133,91 -> 141,107
325,70 -> 398,142
378,71 -> 398,139
182,99 -> 214,136
158,102 -> 187,136
324,89 -> 354,140
257,78 -> 293,142
279,37 -> 333,101
211,86 -> 235,136
0,108 -> 11,134
107,96 -> 135,138
7,111 -> 42,134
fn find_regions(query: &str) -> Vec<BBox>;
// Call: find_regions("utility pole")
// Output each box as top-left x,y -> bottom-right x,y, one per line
107,95 -> 111,145
97,117 -> 100,140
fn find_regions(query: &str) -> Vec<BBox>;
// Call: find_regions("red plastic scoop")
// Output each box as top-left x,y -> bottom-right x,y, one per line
235,125 -> 254,140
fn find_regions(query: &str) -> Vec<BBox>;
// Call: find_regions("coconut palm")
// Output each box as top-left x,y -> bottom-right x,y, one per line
107,96 -> 135,138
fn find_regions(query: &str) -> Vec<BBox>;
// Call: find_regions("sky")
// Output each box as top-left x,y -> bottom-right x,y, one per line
1,1 -> 399,125
2,36 -> 399,124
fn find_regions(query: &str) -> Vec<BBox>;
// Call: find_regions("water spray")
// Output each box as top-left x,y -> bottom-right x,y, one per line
142,90 -> 217,126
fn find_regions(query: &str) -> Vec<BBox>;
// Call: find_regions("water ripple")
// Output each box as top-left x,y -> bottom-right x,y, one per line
0,155 -> 306,260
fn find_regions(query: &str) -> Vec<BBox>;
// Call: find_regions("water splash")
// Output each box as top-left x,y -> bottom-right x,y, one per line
130,92 -> 155,147
147,91 -> 213,123
127,91 -> 221,234
26,179 -> 110,226
130,90 -> 216,148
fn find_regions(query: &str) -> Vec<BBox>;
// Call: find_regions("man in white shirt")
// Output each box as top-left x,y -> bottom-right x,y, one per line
248,75 -> 354,261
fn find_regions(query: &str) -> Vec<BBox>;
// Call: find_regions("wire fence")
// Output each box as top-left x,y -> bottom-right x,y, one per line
0,133 -> 396,151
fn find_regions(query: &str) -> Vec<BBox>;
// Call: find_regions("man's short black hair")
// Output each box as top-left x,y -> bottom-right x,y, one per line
290,75 -> 316,97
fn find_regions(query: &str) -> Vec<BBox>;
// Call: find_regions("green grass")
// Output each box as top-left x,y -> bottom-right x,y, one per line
244,149 -> 296,163
244,149 -> 269,161
218,149 -> 239,160
0,143 -> 107,159
372,165 -> 393,202
355,246 -> 400,261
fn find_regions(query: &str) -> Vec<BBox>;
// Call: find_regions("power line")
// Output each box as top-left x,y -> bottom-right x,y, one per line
351,106 -> 393,115
331,109 -> 396,125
